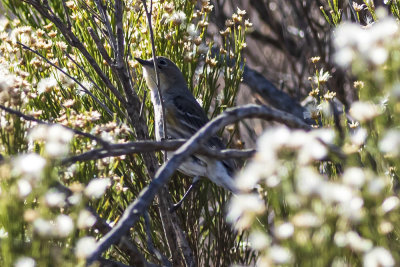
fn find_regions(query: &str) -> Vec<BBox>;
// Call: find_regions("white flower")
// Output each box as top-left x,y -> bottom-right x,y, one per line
296,167 -> 323,196
334,18 -> 398,67
258,126 -> 291,152
170,11 -> 186,25
342,167 -> 366,188
17,179 -> 32,198
55,214 -> 74,237
379,130 -> 400,156
12,153 -> 46,182
14,257 -> 35,267
0,227 -> 8,239
45,190 -> 66,207
235,164 -> 263,191
298,137 -> 327,164
227,194 -> 265,229
350,127 -> 368,146
75,236 -> 97,259
363,247 -> 395,267
37,77 -> 58,94
77,210 -> 97,229
334,231 -> 349,247
187,24 -> 198,38
29,125 -> 74,158
310,128 -> 336,144
339,196 -> 364,222
319,182 -> 354,204
275,222 -> 294,240
268,245 -> 293,264
347,231 -> 373,252
84,178 -> 111,199
249,230 -> 270,250
381,196 -> 400,213
33,218 -> 53,237
368,177 -> 387,195
292,212 -> 321,228
349,101 -> 381,122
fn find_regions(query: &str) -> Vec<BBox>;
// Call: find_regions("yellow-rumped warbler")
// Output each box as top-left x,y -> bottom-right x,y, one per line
136,56 -> 238,195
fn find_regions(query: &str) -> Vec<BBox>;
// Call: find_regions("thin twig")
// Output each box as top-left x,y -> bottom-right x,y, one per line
61,0 -> 72,30
86,104 -> 310,264
94,0 -> 117,53
64,52 -> 128,122
0,104 -> 110,147
62,139 -> 255,165
144,212 -> 172,266
87,27 -> 114,66
17,42 -> 115,118
22,0 -> 127,106
141,0 -> 166,144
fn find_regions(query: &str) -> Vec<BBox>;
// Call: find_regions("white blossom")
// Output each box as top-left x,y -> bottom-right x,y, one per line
45,190 -> 66,207
75,236 -> 97,259
351,127 -> 368,146
363,247 -> 395,267
77,210 -> 97,229
349,101 -> 381,122
342,167 -> 366,188
268,245 -> 293,264
227,194 -> 265,229
347,231 -> 373,252
12,153 -> 46,182
292,212 -> 321,228
14,257 -> 35,267
55,214 -> 74,237
379,130 -> 400,156
29,125 -> 73,158
84,178 -> 111,199
275,222 -> 294,240
334,17 -> 398,67
249,230 -> 270,250
33,218 -> 53,237
17,179 -> 32,198
381,196 -> 400,213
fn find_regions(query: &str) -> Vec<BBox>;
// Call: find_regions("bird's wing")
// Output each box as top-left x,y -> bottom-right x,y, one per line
169,94 -> 236,174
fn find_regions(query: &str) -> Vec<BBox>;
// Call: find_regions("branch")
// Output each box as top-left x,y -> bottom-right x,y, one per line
242,65 -> 313,124
86,104 -> 310,264
141,0 -> 166,143
22,0 -> 127,106
0,104 -> 110,148
62,139 -> 255,165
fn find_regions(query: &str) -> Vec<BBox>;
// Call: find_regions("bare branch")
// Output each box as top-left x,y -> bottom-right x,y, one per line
141,0 -> 166,143
242,65 -> 313,124
86,104 -> 310,264
62,139 -> 255,165
88,27 -> 114,66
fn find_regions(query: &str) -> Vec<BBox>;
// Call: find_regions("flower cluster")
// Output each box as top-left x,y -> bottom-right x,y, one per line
228,6 -> 400,266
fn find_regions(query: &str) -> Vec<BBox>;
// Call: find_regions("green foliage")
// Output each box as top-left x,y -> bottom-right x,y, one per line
0,0 -> 250,266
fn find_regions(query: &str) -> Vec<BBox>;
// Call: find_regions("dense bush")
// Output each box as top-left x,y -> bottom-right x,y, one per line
0,0 -> 399,266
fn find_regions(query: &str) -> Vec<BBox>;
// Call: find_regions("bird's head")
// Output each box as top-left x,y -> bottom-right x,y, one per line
135,56 -> 187,94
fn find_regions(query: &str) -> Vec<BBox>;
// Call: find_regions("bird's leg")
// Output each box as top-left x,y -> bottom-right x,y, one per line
169,176 -> 200,213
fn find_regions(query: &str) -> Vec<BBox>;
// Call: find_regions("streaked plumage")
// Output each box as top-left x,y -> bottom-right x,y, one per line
136,56 -> 237,193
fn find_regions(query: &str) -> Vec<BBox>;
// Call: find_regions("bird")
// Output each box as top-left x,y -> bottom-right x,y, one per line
136,56 -> 238,211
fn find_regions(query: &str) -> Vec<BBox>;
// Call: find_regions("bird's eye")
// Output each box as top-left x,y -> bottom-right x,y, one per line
158,59 -> 167,67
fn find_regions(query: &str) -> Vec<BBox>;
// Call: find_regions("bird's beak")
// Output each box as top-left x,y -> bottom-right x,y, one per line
135,57 -> 153,67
